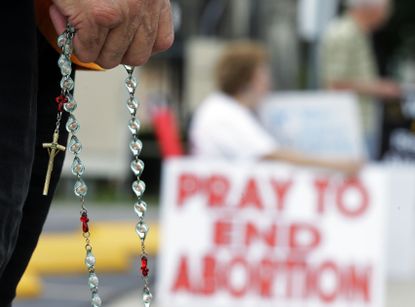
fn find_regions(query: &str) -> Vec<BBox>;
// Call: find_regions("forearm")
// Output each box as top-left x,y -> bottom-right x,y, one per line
328,81 -> 376,95
327,79 -> 401,100
263,149 -> 362,175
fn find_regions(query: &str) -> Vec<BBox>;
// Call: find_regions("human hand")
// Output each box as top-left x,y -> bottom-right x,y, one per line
50,0 -> 174,69
376,80 -> 402,100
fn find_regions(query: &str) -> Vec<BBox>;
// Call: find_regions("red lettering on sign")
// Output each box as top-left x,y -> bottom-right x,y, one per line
285,257 -> 307,298
199,255 -> 217,295
238,178 -> 263,209
170,254 -> 373,303
213,220 -> 232,246
336,179 -> 369,218
171,256 -> 192,292
289,223 -> 321,252
224,257 -> 249,298
315,261 -> 341,303
206,176 -> 230,208
344,265 -> 372,302
314,178 -> 330,214
177,174 -> 199,207
270,179 -> 293,212
256,258 -> 275,298
244,222 -> 277,247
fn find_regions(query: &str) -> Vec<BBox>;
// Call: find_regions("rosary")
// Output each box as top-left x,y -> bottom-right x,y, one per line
42,24 -> 152,307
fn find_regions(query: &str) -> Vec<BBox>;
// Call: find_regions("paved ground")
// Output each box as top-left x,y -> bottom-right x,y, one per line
14,202 -> 158,307
15,273 -> 144,307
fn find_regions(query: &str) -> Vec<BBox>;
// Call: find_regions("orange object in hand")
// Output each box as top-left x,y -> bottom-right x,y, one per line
35,0 -> 101,70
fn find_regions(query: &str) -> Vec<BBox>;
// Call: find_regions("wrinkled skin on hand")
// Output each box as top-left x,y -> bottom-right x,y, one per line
50,0 -> 174,69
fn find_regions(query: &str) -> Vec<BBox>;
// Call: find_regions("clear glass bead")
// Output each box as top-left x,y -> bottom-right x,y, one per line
130,159 -> 144,176
134,200 -> 147,218
91,293 -> 102,307
128,118 -> 141,135
67,24 -> 76,33
57,54 -> 67,66
88,273 -> 99,290
57,33 -> 67,48
74,178 -> 88,197
60,76 -> 74,91
126,97 -> 139,114
125,76 -> 137,94
143,288 -> 153,307
66,115 -> 80,133
124,65 -> 134,75
63,43 -> 73,56
136,221 -> 148,239
71,156 -> 85,176
132,180 -> 146,198
64,93 -> 77,112
85,251 -> 96,268
129,139 -> 143,156
69,135 -> 82,154
58,54 -> 72,75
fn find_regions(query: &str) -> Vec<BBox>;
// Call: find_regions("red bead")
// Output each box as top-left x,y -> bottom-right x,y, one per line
142,268 -> 149,277
141,256 -> 149,277
141,256 -> 148,267
80,213 -> 89,223
80,213 -> 89,233
55,95 -> 68,112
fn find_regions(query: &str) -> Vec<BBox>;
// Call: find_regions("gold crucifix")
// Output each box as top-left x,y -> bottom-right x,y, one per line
42,131 -> 66,196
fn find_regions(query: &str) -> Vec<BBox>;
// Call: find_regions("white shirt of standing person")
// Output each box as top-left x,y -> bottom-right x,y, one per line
189,92 -> 278,160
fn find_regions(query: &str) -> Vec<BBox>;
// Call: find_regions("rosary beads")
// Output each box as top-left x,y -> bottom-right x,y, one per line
125,64 -> 153,306
50,24 -> 152,307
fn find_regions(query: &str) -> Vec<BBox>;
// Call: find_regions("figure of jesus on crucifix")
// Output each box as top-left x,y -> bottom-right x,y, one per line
42,130 -> 66,196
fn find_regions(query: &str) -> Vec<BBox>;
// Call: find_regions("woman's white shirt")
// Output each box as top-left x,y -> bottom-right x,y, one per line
189,92 -> 278,161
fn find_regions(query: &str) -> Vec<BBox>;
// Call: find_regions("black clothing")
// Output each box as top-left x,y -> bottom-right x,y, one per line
0,2 -> 69,305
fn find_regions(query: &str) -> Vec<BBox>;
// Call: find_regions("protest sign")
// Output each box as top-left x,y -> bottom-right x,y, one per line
259,92 -> 366,159
157,159 -> 387,307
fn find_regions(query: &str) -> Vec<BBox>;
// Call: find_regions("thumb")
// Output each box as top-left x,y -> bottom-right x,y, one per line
49,4 -> 67,35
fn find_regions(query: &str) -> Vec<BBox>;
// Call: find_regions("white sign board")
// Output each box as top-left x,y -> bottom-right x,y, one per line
157,159 -> 387,307
384,165 -> 415,279
259,92 -> 366,159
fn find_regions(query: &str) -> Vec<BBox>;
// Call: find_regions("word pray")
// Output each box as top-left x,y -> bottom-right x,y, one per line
177,173 -> 370,218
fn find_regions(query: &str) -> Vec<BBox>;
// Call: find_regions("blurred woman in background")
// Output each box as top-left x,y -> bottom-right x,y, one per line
189,41 -> 361,174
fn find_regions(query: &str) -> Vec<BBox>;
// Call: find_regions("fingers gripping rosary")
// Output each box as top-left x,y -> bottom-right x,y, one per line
43,24 -> 152,306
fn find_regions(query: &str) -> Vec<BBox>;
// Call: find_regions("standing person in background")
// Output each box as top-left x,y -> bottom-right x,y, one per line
190,41 -> 361,174
320,0 -> 401,159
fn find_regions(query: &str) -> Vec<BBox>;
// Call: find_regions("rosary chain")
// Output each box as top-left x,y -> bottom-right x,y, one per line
56,24 -> 152,307
124,65 -> 153,306
57,24 -> 102,307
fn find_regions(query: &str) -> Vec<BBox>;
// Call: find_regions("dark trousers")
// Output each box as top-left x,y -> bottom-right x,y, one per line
0,2 -> 69,305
